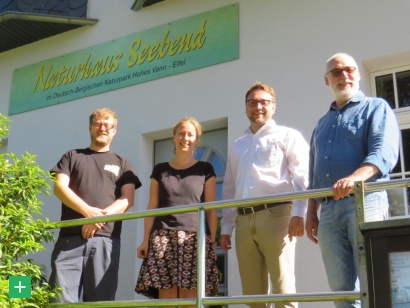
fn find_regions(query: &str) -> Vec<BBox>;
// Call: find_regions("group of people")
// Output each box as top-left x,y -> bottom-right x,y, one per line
49,53 -> 400,308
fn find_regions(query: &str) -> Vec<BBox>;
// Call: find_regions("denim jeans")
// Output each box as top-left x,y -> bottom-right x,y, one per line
317,191 -> 388,308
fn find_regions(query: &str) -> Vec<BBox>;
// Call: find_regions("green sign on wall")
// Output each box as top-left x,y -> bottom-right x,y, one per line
9,4 -> 239,115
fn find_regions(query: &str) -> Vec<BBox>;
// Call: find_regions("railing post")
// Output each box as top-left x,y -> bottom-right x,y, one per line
197,209 -> 206,308
354,180 -> 369,308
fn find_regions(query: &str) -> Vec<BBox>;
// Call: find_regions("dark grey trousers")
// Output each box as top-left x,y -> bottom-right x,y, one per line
49,235 -> 120,303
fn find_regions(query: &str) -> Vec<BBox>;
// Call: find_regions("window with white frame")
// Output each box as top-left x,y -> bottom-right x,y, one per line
370,66 -> 410,216
372,67 -> 410,110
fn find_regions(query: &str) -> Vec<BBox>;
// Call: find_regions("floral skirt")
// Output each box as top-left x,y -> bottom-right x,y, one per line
135,229 -> 219,298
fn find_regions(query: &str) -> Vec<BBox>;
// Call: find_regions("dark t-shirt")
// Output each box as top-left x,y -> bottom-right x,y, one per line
51,148 -> 142,239
151,161 -> 215,234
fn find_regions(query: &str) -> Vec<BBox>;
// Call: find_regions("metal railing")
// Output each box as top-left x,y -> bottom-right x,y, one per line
47,178 -> 410,307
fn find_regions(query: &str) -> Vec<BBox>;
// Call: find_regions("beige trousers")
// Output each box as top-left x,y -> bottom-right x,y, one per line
235,204 -> 297,308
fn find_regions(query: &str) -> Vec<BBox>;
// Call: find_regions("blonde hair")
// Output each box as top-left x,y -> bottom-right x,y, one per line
172,117 -> 202,149
89,108 -> 118,127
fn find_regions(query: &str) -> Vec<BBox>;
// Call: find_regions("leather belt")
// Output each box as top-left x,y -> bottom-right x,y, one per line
238,201 -> 292,215
321,196 -> 352,203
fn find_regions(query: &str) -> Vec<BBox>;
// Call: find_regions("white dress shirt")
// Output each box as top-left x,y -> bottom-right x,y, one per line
221,119 -> 309,236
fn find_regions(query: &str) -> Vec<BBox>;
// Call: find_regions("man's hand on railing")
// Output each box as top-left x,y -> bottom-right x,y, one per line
332,163 -> 379,200
220,234 -> 232,252
332,177 -> 356,200
288,216 -> 304,241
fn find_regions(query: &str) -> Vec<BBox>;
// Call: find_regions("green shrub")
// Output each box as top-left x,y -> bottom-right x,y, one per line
0,113 -> 60,307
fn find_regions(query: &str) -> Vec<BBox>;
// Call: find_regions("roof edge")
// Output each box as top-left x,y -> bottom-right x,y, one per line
0,11 -> 98,25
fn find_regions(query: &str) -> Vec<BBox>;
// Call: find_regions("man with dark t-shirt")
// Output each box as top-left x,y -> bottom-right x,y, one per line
49,108 -> 141,303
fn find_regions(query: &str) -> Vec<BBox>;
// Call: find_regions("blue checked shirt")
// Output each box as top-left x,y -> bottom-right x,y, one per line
308,91 -> 399,191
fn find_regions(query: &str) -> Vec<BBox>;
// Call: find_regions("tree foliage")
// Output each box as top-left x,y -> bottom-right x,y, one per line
0,113 -> 60,307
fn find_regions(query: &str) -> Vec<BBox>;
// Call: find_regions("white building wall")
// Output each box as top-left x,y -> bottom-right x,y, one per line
1,0 -> 410,307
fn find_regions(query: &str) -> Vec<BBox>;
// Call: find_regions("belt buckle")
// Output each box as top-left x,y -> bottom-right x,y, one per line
246,206 -> 255,214
241,206 -> 255,215
263,203 -> 269,210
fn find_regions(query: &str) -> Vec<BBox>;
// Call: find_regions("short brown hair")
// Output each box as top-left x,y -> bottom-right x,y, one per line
245,81 -> 276,104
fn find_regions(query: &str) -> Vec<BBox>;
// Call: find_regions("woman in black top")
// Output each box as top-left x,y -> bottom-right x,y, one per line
135,117 -> 219,303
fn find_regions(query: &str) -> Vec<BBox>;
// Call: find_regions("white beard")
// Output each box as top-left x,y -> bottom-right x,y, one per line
332,84 -> 359,102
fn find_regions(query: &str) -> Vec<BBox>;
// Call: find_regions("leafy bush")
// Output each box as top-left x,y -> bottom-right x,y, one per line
0,113 -> 60,307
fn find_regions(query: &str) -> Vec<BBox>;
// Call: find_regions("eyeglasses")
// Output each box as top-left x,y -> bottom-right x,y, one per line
326,66 -> 357,77
92,122 -> 115,130
246,99 -> 272,107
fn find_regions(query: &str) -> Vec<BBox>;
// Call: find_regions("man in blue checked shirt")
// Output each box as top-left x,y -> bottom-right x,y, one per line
305,53 -> 400,308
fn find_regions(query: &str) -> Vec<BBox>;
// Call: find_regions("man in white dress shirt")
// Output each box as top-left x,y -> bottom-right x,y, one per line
220,82 -> 309,308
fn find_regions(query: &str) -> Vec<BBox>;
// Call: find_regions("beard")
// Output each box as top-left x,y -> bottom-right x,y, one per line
332,83 -> 359,102
93,135 -> 110,147
248,113 -> 269,125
